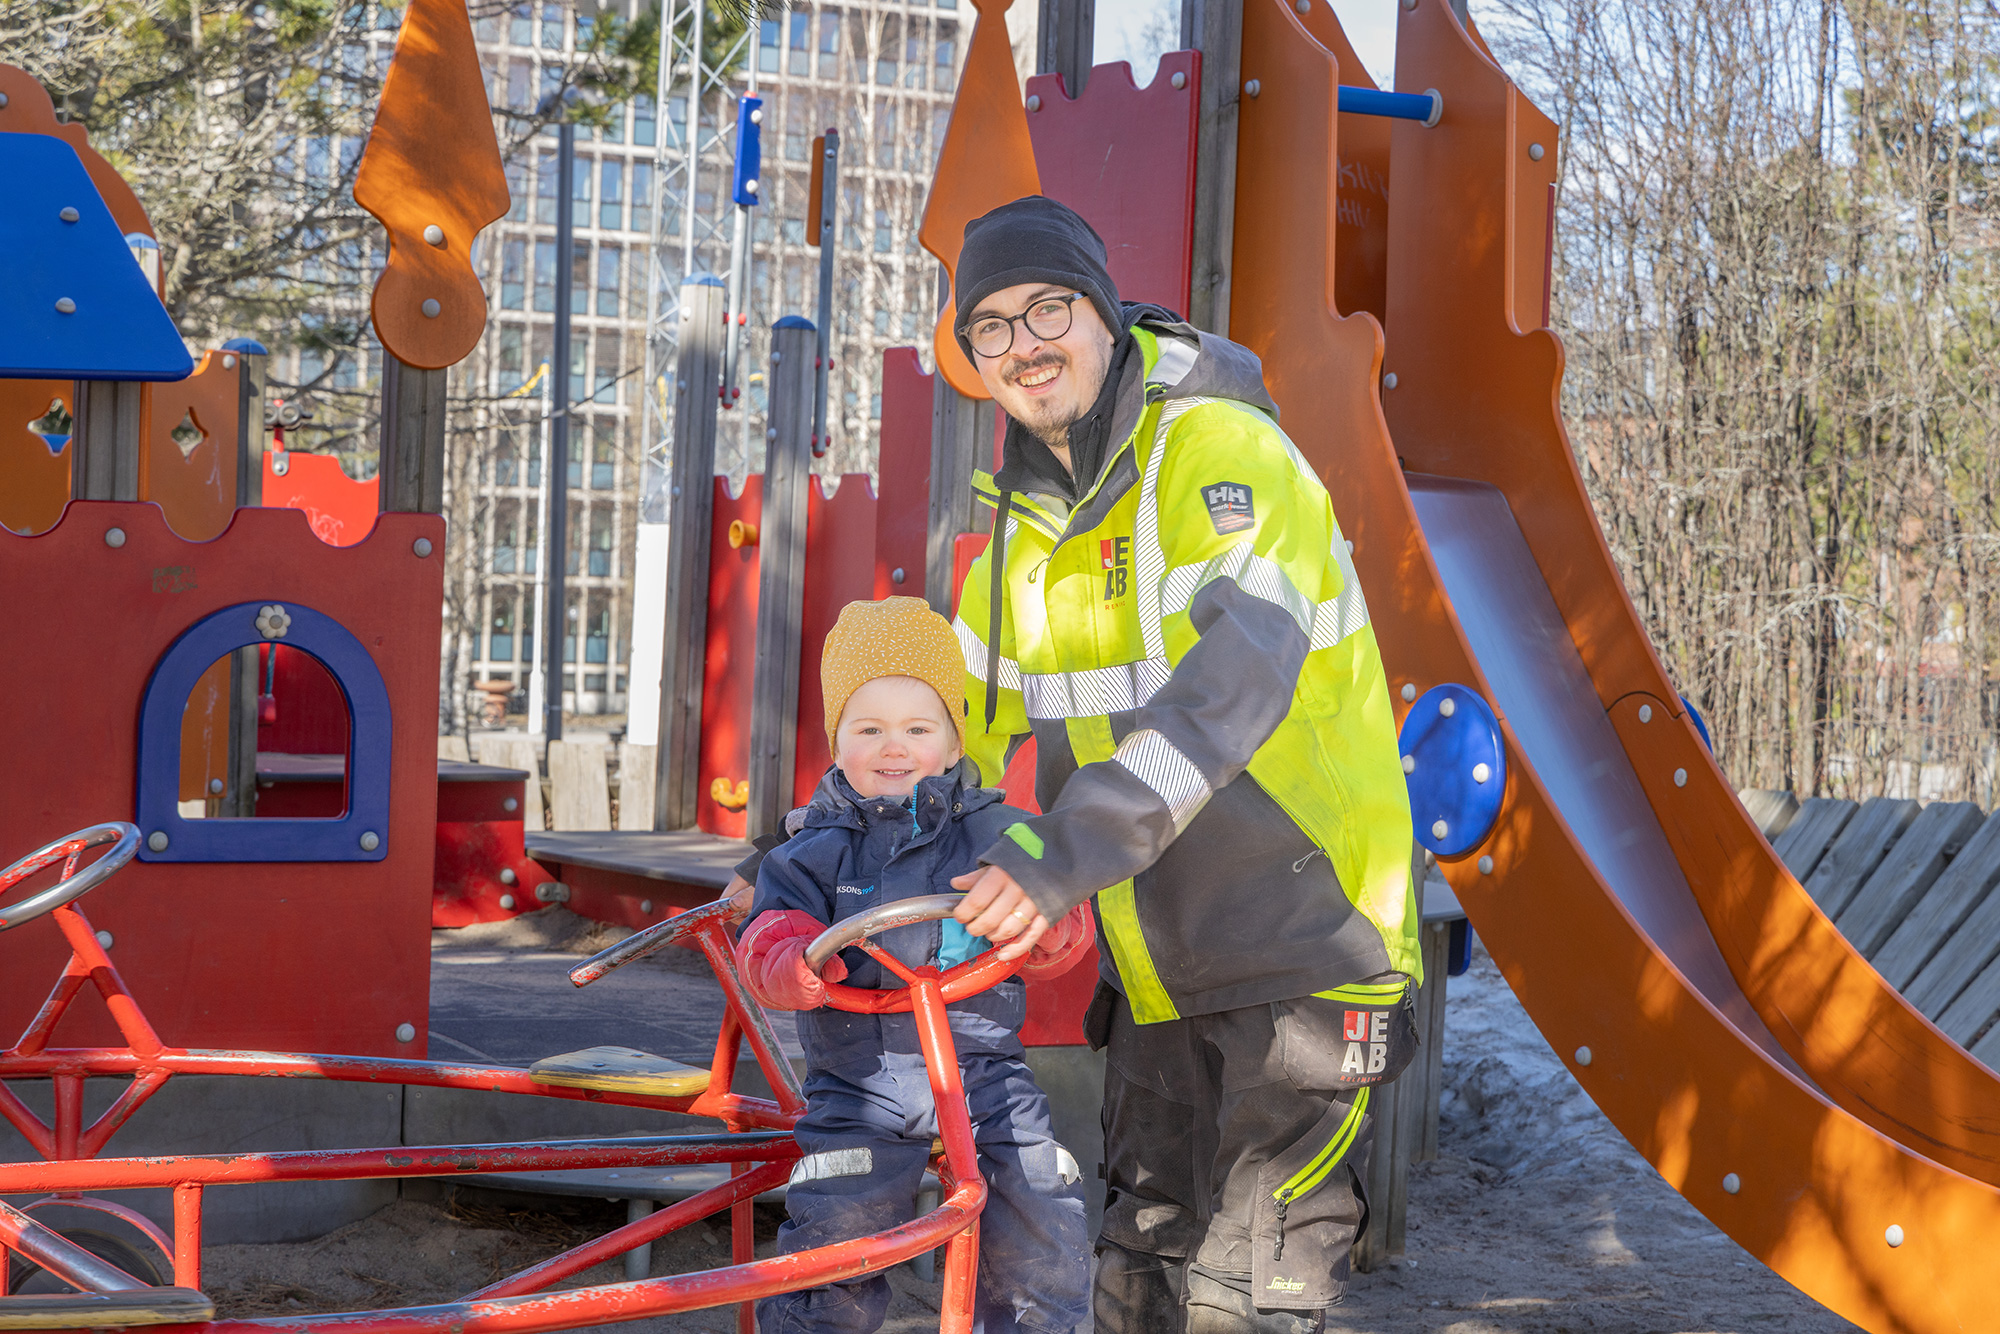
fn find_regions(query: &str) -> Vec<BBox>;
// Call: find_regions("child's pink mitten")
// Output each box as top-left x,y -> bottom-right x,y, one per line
1018,903 -> 1094,980
739,909 -> 849,1010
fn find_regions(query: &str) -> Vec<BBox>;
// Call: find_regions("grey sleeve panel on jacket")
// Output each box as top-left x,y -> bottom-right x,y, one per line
981,578 -> 1311,921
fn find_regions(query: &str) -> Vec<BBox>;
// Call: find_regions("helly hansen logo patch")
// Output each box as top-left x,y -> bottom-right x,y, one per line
1202,482 -> 1255,535
1342,1010 -> 1390,1076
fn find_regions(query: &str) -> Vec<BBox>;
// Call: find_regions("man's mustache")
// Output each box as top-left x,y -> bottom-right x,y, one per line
1003,352 -> 1067,386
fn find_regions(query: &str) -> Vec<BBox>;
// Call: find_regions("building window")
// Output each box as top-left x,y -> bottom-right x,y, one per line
935,34 -> 957,89
494,428 -> 520,485
509,2 -> 531,46
568,341 -> 587,409
631,162 -> 653,234
570,245 -> 590,315
876,16 -> 900,84
505,159 -> 528,221
593,334 -> 620,405
501,238 -> 526,309
875,104 -> 896,168
819,10 -> 840,75
905,24 -> 927,88
786,98 -> 808,161
572,159 -> 592,225
874,207 -> 891,252
585,593 -> 611,663
789,11 -> 810,74
540,2 -> 562,49
498,326 -> 524,390
596,245 -> 621,317
489,593 -> 517,662
598,160 -> 623,230
506,59 -> 531,110
533,239 -> 556,311
633,95 -> 656,147
759,19 -> 780,73
588,497 -> 615,572
492,499 -> 520,573
536,150 -> 557,223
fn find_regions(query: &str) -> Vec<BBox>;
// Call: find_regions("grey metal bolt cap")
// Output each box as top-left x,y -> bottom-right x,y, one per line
147,831 -> 168,852
396,1023 -> 417,1042
359,830 -> 381,851
104,528 -> 126,548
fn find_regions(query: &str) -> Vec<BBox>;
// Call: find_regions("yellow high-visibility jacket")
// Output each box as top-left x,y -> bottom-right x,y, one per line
960,317 -> 1419,1023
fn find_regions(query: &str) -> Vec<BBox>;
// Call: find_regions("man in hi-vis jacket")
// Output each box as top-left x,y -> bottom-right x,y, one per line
950,196 -> 1421,1334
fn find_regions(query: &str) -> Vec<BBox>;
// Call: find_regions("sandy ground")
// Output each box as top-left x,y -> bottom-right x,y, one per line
182,938 -> 1859,1332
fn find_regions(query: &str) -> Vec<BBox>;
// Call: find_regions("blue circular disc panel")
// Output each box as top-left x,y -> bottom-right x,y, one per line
1399,684 -> 1505,859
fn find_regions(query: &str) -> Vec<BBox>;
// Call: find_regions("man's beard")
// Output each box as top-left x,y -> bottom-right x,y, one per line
1005,351 -> 1081,450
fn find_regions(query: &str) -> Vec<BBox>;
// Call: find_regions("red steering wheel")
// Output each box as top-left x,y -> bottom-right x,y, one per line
804,895 -> 1025,1014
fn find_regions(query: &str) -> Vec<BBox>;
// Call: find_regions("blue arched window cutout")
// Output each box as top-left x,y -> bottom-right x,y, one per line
137,602 -> 392,862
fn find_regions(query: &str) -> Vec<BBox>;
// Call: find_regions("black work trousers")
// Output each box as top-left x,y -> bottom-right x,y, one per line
1088,983 -> 1408,1333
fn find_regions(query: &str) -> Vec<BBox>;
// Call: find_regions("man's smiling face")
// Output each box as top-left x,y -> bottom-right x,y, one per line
967,282 -> 1116,452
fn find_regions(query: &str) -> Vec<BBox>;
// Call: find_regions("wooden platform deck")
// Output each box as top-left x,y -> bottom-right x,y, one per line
1746,789 -> 2000,1068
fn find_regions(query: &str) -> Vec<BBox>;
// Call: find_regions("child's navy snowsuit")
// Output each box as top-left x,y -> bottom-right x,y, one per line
751,763 -> 1090,1334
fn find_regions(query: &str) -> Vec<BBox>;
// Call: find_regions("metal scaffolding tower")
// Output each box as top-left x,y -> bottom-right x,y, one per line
637,0 -> 755,527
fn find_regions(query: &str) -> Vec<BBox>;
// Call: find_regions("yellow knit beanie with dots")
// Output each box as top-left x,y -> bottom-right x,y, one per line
821,596 -> 969,750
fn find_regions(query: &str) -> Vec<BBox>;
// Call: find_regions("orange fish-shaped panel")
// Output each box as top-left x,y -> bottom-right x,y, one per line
918,0 -> 1042,399
353,0 -> 509,370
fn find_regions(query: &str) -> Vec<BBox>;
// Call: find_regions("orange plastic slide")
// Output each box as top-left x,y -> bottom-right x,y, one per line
1226,0 -> 2000,1329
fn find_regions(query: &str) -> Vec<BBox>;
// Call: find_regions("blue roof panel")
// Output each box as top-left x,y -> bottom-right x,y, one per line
0,132 -> 193,382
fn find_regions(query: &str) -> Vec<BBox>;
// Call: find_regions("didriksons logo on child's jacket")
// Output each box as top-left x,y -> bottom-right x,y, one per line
1341,1009 -> 1391,1076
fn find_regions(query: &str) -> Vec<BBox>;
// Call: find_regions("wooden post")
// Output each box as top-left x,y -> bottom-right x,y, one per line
1353,845 -> 1429,1272
745,317 -> 818,842
1183,0 -> 1243,335
68,380 -> 144,501
925,271 -> 996,619
226,343 -> 269,819
377,358 -> 449,514
652,276 -> 728,830
1038,0 -> 1095,96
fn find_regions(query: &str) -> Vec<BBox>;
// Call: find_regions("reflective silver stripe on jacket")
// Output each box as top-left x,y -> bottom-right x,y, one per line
1160,541 -> 1317,638
1112,728 -> 1212,832
1020,657 -> 1173,721
955,616 -> 1022,693
1161,540 -> 1372,651
1133,396 -> 1215,664
1312,530 -> 1372,650
789,1147 -> 873,1186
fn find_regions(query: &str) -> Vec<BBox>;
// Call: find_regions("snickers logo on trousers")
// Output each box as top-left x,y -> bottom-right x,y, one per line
1202,481 -> 1255,535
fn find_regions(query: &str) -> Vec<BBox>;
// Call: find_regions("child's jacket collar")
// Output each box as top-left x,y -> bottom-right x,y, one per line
798,760 -> 1004,835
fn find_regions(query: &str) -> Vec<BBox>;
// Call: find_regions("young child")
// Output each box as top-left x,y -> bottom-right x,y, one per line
738,596 -> 1094,1334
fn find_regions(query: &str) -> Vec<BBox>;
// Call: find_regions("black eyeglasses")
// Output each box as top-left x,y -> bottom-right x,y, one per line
960,292 -> 1087,359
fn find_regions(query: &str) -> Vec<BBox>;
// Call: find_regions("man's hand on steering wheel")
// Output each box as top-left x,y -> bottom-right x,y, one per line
948,865 -> 1049,962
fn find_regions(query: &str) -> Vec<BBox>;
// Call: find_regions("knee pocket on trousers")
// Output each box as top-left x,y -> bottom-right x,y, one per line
1248,1091 -> 1369,1310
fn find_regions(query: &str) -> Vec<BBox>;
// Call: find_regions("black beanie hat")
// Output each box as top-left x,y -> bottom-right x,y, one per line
954,196 -> 1122,363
